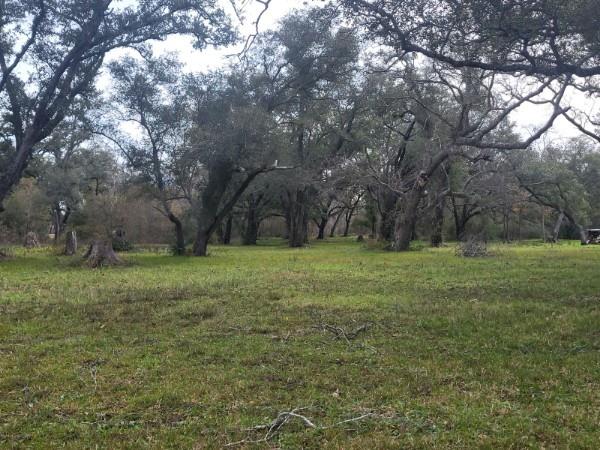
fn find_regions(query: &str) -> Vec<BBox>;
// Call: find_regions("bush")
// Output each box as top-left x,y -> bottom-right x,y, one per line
112,229 -> 133,252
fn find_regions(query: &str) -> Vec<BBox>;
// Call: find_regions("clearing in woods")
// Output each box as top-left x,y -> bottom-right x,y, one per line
1,239 -> 599,448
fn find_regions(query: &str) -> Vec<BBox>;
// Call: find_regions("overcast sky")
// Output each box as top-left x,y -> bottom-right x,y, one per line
152,0 -> 297,73
141,0 -> 594,144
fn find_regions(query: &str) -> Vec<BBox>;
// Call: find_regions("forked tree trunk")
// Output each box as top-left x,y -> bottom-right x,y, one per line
193,159 -> 266,257
193,231 -> 210,257
392,187 -> 423,252
343,209 -> 355,237
329,211 -> 343,237
64,231 -> 78,256
84,240 -> 122,268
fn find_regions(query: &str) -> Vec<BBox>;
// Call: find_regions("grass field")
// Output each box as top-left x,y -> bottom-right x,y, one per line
1,239 -> 600,449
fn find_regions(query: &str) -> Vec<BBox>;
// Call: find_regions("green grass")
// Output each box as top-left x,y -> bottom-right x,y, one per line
1,239 -> 600,448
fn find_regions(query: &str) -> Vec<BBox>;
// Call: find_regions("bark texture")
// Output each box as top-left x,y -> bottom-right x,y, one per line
168,213 -> 186,255
243,196 -> 261,245
286,189 -> 310,248
392,187 -> 423,251
430,195 -> 446,247
84,240 -> 122,268
64,230 -> 78,256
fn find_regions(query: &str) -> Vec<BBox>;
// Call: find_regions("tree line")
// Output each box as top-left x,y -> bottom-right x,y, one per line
1,0 -> 600,260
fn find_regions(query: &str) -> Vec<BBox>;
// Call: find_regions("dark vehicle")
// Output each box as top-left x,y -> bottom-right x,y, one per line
586,229 -> 600,245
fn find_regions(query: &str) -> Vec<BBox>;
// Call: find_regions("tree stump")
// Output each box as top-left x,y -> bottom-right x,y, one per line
24,232 -> 40,249
64,231 -> 78,256
84,240 -> 123,268
456,237 -> 488,257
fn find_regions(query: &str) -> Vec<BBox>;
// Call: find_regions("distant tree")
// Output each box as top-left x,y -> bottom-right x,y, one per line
514,145 -> 591,244
565,139 -> 600,227
182,73 -> 284,256
1,178 -> 48,242
353,59 -> 566,251
0,0 -> 238,211
239,177 -> 281,246
247,7 -> 360,247
107,55 -> 189,254
35,109 -> 93,243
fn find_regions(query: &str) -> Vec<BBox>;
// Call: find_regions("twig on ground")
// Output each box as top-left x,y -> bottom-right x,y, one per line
314,322 -> 373,345
226,408 -> 381,447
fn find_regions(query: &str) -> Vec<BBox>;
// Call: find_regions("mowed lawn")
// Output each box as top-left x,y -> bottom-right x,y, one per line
1,240 -> 600,449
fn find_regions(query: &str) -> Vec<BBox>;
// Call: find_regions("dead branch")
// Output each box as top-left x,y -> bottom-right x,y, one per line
226,408 -> 381,447
314,322 -> 372,345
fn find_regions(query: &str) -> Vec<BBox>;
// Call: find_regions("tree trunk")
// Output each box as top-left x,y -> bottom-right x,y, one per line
503,210 -> 510,243
430,195 -> 446,247
225,216 -> 233,244
392,188 -> 423,252
193,159 -> 235,257
287,188 -> 309,248
578,226 -> 589,245
64,230 -> 78,256
541,207 -> 547,243
53,203 -> 62,244
343,206 -> 358,237
329,211 -> 343,237
456,220 -> 466,242
219,222 -> 224,243
84,240 -> 122,268
193,231 -> 210,257
219,215 -> 233,245
378,191 -> 397,241
0,134 -> 37,212
552,211 -> 565,242
243,217 -> 260,245
561,210 -> 588,245
451,196 -> 466,241
316,216 -> 327,240
168,213 -> 186,255
192,160 -> 266,256
243,198 -> 260,245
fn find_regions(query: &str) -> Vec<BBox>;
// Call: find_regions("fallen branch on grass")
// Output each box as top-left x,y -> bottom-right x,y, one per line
314,322 -> 372,344
314,322 -> 377,353
226,407 -> 378,447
